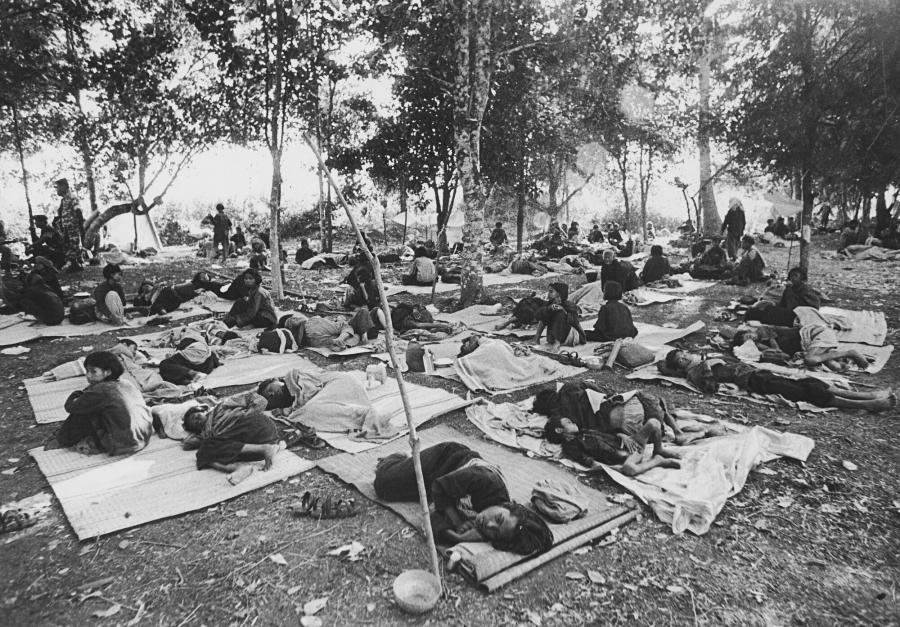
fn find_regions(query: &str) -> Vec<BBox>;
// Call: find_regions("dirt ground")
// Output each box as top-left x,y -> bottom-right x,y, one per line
1,235 -> 899,626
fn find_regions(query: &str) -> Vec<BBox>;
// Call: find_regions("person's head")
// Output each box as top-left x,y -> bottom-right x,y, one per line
138,280 -> 154,296
32,256 -> 56,272
776,216 -> 785,224
242,268 -> 263,289
414,246 -> 428,258
54,178 -> 69,196
766,219 -> 774,225
300,238 -> 309,248
650,244 -> 663,257
732,329 -> 758,347
458,335 -> 481,357
257,378 -> 293,410
603,280 -> 623,302
709,236 -> 723,249
182,406 -> 209,435
664,348 -> 699,373
83,351 -> 124,383
592,224 -> 599,231
532,387 -> 559,416
543,415 -> 579,444
601,249 -> 616,265
647,220 -> 653,228
787,266 -> 807,285
741,235 -> 754,250
216,203 -> 224,213
612,222 -> 619,229
102,263 -> 122,283
33,214 -> 49,229
475,502 -> 553,555
495,221 -> 503,229
846,219 -> 859,230
117,338 -> 138,357
787,216 -> 796,223
236,225 -> 243,232
728,197 -> 743,212
548,282 -> 568,303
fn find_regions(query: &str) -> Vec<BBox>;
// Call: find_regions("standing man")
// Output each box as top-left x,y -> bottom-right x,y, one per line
721,197 -> 746,261
212,203 -> 232,263
54,178 -> 83,272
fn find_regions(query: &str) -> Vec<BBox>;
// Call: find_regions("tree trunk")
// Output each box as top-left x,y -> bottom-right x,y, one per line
799,170 -> 813,271
84,202 -> 136,247
516,156 -> 525,253
875,188 -> 889,234
454,0 -> 492,308
11,103 -> 37,244
697,44 -> 720,236
400,174 -> 408,244
547,155 -> 561,220
616,149 -> 631,228
267,0 -> 285,300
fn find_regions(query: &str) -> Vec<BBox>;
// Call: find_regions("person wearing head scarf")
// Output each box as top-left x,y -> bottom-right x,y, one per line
0,258 -> 65,325
721,197 -> 746,260
533,282 -> 585,349
599,249 -> 641,292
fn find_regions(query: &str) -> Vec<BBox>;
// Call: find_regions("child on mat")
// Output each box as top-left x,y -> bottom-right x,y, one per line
374,442 -> 553,555
223,268 -> 277,329
158,335 -> 220,384
50,351 -> 153,456
586,280 -> 637,342
533,282 -> 586,350
660,348 -> 895,411
533,381 -> 683,476
181,394 -> 284,472
639,245 -> 672,284
732,324 -> 869,372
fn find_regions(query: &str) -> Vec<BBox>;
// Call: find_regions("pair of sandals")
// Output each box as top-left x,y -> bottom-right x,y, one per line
1,509 -> 36,534
560,351 -> 585,367
290,491 -> 357,519
284,429 -> 327,450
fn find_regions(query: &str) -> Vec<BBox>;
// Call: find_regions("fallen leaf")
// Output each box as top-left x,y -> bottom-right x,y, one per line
117,540 -> 131,550
819,503 -> 843,514
287,586 -> 302,595
1,468 -> 17,476
892,500 -> 900,511
303,597 -> 328,616
777,496 -> 794,508
525,609 -> 542,626
268,553 -> 288,566
564,571 -> 584,580
753,467 -> 777,476
92,604 -> 121,618
753,518 -> 772,532
572,547 -> 591,555
587,570 -> 606,585
853,499 -> 869,513
299,617 -> 322,627
235,510 -> 249,517
666,585 -> 686,594
842,460 -> 858,471
366,603 -> 375,613
548,603 -> 565,613
327,541 -> 364,561
622,583 -> 638,592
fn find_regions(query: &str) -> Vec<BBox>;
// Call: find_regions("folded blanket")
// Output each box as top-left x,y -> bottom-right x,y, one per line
465,401 -> 560,458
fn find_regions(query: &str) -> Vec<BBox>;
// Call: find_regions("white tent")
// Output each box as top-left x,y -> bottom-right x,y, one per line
102,211 -> 164,251
392,208 -> 464,244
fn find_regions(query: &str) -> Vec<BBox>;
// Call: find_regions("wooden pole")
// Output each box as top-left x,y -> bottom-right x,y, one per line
302,133 -> 442,581
11,103 -> 37,245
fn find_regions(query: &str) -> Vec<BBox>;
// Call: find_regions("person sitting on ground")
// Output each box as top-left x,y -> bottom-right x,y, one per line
32,256 -> 63,299
763,219 -> 776,234
230,225 -> 247,254
646,221 -> 656,240
182,393 -> 284,472
607,223 -> 623,246
278,308 -> 376,351
661,349 -> 895,411
616,238 -> 634,258
374,441 -> 553,554
248,228 -> 270,270
787,216 -> 798,233
223,268 -> 277,329
87,263 -> 126,326
533,381 -> 683,477
294,238 -> 317,264
508,253 -> 545,275
50,351 -> 153,456
732,324 -> 870,372
0,260 -> 65,325
600,249 -> 641,292
880,223 -> 900,250
588,224 -> 605,244
133,279 -> 199,316
772,216 -> 789,238
533,282 -> 586,350
494,292 -> 548,331
567,221 -> 581,241
586,281 -> 637,342
29,215 -> 67,269
489,222 -> 508,250
640,245 -> 672,284
678,219 -> 695,235
728,235 -> 767,286
401,246 -> 437,286
689,237 -> 730,280
746,266 -> 820,326
343,263 -> 380,309
158,334 -> 220,384
546,229 -> 566,258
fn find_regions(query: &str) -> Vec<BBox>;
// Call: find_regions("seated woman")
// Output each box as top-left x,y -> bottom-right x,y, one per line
533,381 -> 682,477
401,246 -> 437,286
661,349 -> 894,411
374,442 -> 553,554
223,268 -> 277,329
70,263 -> 128,325
0,264 -> 65,325
585,281 -> 637,342
134,280 -> 199,315
689,238 -> 731,280
295,239 -> 317,264
182,393 -> 284,472
248,232 -> 270,270
639,245 -> 672,284
343,264 -> 380,310
50,351 -> 153,456
600,250 -> 641,292
158,335 -> 220,384
746,266 -> 820,326
533,282 -> 586,350
728,235 -> 767,286
732,324 -> 869,372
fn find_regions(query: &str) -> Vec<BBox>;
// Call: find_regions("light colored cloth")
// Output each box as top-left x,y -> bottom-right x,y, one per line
454,339 -> 581,393
799,324 -> 839,353
411,256 -> 436,282
466,400 -> 559,458
286,373 -> 377,433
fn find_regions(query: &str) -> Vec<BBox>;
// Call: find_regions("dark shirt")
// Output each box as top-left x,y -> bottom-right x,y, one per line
588,229 -> 604,243
93,282 -> 126,320
722,208 -> 746,236
758,326 -> 803,355
63,380 -> 152,455
607,229 -> 623,245
600,259 -> 640,292
231,231 -> 246,248
698,246 -> 726,267
212,213 -> 231,236
489,228 -> 507,247
779,284 -> 820,311
593,301 -> 638,341
536,301 -> 582,343
295,246 -> 316,263
640,256 -> 672,283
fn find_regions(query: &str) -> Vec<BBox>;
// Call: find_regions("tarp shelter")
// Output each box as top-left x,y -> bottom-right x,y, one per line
762,192 -> 803,218
102,210 -> 163,252
392,207 -> 464,244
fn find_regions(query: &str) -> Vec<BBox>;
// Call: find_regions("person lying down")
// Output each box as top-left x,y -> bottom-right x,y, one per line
532,381 -> 725,476
374,442 -> 553,555
661,349 -> 895,411
731,323 -> 869,372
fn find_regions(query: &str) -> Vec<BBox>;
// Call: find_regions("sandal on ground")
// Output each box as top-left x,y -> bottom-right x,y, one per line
561,351 -> 585,367
285,429 -> 327,450
0,509 -> 36,534
308,495 -> 358,519
289,491 -> 315,518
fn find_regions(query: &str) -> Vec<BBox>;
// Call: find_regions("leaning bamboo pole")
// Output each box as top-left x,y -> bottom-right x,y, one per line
301,134 -> 442,580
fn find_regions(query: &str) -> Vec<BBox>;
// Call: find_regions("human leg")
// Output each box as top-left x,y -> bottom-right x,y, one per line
104,291 -> 126,325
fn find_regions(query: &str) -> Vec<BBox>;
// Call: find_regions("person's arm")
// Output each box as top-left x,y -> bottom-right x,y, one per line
533,319 -> 546,342
64,384 -> 103,413
432,467 -> 507,518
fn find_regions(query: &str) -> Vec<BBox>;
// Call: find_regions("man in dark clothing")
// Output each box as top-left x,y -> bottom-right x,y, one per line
772,217 -> 788,238
600,249 -> 641,292
0,264 -> 65,325
721,197 -> 746,260
212,204 -> 232,263
489,222 -> 508,249
607,223 -> 623,246
295,238 -> 317,264
640,245 -> 672,284
231,226 -> 247,253
588,225 -> 604,243
31,215 -> 67,269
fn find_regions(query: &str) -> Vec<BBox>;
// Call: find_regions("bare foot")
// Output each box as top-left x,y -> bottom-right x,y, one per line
261,441 -> 285,470
658,448 -> 682,460
658,458 -> 681,470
